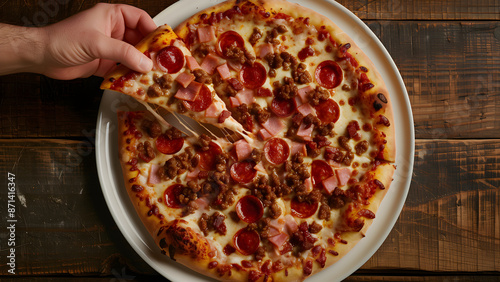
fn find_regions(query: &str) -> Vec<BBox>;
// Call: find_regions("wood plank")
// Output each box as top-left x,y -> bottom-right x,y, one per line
364,139 -> 500,272
367,21 -> 500,139
346,275 -> 500,281
1,21 -> 498,138
0,0 -> 498,25
3,275 -> 498,281
0,139 -> 499,277
0,75 -> 102,138
0,140 -> 155,276
338,0 -> 500,21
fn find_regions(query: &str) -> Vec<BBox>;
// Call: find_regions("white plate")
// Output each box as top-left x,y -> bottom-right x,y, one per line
95,0 -> 414,281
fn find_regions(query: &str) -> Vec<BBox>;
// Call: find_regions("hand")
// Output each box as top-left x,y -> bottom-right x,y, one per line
38,3 -> 157,79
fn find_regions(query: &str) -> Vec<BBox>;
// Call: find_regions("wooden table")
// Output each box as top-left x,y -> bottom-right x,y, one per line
1,0 -> 499,281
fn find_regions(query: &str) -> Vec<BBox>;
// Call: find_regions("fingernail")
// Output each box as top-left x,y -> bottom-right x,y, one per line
139,56 -> 153,72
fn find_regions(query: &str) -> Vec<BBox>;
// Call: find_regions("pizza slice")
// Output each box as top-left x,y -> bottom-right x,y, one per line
101,25 -> 245,136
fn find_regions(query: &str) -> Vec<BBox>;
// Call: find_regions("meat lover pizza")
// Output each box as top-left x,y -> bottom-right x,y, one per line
100,0 -> 396,281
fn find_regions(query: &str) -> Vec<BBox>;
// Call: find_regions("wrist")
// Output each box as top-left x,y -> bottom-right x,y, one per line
0,24 -> 48,75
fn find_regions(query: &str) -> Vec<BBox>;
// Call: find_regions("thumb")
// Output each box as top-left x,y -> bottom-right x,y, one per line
90,33 -> 153,73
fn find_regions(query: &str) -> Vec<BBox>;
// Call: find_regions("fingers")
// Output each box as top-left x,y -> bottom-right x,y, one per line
90,33 -> 153,73
117,4 -> 157,36
123,28 -> 144,45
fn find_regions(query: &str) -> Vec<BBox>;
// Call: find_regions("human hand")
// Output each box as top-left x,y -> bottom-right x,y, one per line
38,3 -> 157,79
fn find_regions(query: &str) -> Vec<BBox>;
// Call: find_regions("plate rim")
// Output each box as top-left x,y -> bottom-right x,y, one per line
95,0 -> 415,281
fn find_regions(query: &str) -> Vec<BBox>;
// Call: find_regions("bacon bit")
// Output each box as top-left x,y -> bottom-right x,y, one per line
248,270 -> 262,282
316,249 -> 327,268
358,209 -> 376,219
241,260 -> 252,268
131,185 -> 143,192
328,249 -> 339,256
377,115 -> 391,126
218,110 -> 231,123
261,260 -> 272,275
340,43 -> 351,53
303,259 -> 313,276
372,179 -> 385,190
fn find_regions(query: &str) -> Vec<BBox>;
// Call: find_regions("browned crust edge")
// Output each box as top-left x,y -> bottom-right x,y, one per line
100,25 -> 178,90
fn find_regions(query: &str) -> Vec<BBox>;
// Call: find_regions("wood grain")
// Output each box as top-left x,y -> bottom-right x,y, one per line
0,139 -> 498,277
0,21 -> 498,138
0,0 -> 498,25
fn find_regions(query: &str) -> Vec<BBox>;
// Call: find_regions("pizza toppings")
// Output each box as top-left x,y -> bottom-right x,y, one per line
314,99 -> 340,124
290,197 -> 318,218
311,160 -> 334,189
197,141 -> 223,171
271,97 -> 296,117
230,160 -> 257,183
218,30 -> 245,58
236,195 -> 264,223
264,138 -> 290,165
156,46 -> 185,74
233,228 -> 260,256
164,184 -> 184,208
183,84 -> 213,112
155,133 -> 184,155
315,60 -> 342,89
111,1 -> 396,279
239,62 -> 267,89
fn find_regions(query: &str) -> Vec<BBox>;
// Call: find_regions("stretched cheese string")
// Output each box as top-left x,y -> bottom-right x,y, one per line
138,100 -> 198,137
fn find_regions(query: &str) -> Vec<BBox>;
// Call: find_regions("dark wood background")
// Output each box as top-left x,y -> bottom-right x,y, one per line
1,0 -> 499,281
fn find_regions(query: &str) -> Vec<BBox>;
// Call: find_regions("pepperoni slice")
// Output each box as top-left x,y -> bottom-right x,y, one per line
239,62 -> 267,89
311,160 -> 334,189
314,99 -> 340,124
255,87 -> 272,97
271,97 -> 297,117
230,160 -> 257,184
264,138 -> 290,165
290,197 -> 318,218
156,46 -> 185,74
233,228 -> 260,255
315,60 -> 343,89
198,142 -> 223,171
155,134 -> 184,154
184,84 -> 213,112
164,184 -> 184,208
218,30 -> 245,57
236,195 -> 264,223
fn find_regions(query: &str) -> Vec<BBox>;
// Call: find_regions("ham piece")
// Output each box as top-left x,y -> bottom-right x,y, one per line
258,43 -> 274,58
297,103 -> 315,116
297,122 -> 314,137
234,139 -> 252,161
174,72 -> 195,88
258,128 -> 272,141
336,168 -> 352,186
201,53 -> 223,74
186,56 -> 201,71
174,81 -> 202,101
216,63 -> 231,80
298,85 -> 313,103
147,164 -> 161,185
235,88 -> 254,105
204,102 -> 219,118
262,116 -> 285,137
322,175 -> 339,194
197,26 -> 215,43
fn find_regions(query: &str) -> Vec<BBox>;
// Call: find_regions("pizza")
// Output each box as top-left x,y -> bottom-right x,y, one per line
100,25 -> 246,135
104,0 -> 396,281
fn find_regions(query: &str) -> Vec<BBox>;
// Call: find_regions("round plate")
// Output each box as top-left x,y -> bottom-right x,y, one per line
95,0 -> 415,281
